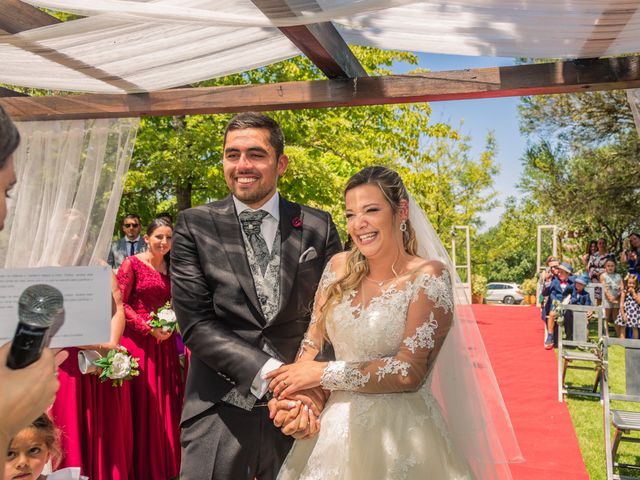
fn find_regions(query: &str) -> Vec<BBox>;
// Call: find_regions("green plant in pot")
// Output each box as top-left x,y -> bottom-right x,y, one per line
520,277 -> 538,304
471,274 -> 487,304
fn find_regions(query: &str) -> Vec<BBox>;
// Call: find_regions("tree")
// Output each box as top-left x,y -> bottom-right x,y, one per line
517,86 -> 640,252
121,47 -> 501,243
519,89 -> 635,149
473,197 -> 544,283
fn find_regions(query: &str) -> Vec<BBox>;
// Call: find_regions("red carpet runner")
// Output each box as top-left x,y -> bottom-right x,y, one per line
473,304 -> 589,480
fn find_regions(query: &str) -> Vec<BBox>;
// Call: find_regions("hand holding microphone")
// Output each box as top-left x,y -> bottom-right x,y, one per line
7,284 -> 64,369
0,285 -> 64,441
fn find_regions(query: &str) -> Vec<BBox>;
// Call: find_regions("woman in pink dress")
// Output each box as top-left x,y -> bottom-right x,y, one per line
51,273 -> 133,480
117,218 -> 182,480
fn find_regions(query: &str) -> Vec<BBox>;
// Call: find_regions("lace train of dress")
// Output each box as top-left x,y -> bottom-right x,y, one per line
278,264 -> 473,480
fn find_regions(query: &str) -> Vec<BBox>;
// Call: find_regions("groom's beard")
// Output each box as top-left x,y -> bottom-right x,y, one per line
228,166 -> 278,207
233,184 -> 274,206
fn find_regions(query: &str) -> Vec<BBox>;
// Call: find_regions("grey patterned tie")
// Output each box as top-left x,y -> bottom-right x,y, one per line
239,209 -> 270,275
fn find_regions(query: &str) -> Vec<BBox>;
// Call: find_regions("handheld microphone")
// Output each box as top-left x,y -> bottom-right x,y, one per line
7,284 -> 64,370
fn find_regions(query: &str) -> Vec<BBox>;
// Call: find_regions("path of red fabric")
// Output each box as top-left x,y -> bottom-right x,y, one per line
473,304 -> 589,479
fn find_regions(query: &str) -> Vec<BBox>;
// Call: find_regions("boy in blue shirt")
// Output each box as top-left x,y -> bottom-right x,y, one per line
543,262 -> 575,349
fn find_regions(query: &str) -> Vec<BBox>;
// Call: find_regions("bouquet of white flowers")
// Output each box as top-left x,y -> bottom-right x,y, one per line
93,346 -> 140,387
148,301 -> 178,333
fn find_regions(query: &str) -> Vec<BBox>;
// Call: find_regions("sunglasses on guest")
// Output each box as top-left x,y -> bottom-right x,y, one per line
123,223 -> 140,228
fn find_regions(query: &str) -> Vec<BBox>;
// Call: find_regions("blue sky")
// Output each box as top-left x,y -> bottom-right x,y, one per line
394,53 -> 527,230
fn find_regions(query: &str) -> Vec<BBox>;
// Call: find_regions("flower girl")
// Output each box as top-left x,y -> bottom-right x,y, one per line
4,414 -> 60,480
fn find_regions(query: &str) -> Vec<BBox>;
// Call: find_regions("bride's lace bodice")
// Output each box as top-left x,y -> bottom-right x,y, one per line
298,258 -> 454,394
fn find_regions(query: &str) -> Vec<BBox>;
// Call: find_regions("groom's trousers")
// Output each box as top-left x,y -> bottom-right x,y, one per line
180,402 -> 294,480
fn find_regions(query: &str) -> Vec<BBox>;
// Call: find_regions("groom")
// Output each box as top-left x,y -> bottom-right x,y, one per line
171,112 -> 342,480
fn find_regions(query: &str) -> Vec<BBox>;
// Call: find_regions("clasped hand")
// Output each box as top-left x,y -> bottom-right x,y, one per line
265,361 -> 328,439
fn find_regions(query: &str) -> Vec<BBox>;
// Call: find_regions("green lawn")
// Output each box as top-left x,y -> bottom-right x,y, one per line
564,344 -> 640,479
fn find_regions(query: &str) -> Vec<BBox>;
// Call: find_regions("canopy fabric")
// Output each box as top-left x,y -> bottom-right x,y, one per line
1,0 -> 639,93
0,118 -> 139,267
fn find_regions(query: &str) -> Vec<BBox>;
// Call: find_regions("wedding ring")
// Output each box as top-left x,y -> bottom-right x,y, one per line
282,380 -> 288,387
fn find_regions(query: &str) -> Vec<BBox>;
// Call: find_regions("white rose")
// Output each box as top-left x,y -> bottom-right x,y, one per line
110,352 -> 131,379
158,308 -> 176,324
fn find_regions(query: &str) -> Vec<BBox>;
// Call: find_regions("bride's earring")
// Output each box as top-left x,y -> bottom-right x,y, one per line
400,220 -> 407,232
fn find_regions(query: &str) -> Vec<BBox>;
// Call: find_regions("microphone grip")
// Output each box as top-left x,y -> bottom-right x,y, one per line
6,323 -> 50,370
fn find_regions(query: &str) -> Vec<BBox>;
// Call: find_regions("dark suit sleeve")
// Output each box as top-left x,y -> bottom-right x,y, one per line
171,211 -> 270,396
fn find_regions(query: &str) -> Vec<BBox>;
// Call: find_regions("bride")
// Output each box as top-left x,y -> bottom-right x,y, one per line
266,166 -> 521,479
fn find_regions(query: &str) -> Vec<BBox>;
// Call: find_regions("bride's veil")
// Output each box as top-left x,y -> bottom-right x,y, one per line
408,195 -> 523,479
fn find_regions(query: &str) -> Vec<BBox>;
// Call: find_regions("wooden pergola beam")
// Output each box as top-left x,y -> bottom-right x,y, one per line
0,87 -> 28,97
251,0 -> 367,79
2,56 -> 639,121
0,0 -> 60,33
277,23 -> 368,79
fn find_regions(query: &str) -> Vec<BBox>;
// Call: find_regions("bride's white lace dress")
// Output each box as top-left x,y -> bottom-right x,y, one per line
277,261 -> 473,480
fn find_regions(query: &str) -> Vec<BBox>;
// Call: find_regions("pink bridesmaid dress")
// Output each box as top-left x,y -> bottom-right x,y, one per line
50,347 -> 133,479
117,255 -> 183,479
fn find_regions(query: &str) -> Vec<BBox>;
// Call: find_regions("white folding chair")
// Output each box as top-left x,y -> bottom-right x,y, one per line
557,304 -> 605,402
603,337 -> 640,480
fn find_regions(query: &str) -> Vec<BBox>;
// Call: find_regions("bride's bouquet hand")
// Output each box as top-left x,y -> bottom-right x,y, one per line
266,361 -> 327,399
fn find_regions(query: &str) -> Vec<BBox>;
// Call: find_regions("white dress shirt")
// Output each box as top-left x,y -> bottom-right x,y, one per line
233,191 -> 280,253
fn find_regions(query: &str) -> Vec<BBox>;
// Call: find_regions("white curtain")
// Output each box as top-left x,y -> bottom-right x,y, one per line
628,89 -> 640,138
0,118 -> 139,268
1,0 -> 639,93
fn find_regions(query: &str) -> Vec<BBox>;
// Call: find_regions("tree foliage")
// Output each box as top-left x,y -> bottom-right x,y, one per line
517,87 -> 640,252
473,197 -> 543,283
122,47 -> 500,244
519,90 -> 635,149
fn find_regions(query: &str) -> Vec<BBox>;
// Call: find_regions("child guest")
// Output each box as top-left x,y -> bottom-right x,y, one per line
615,275 -> 640,339
600,258 -> 622,336
4,414 -> 61,480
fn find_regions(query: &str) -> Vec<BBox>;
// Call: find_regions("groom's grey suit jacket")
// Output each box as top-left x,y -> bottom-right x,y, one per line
171,195 -> 341,425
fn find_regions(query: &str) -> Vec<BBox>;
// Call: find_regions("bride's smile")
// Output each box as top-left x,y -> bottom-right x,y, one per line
345,183 -> 409,270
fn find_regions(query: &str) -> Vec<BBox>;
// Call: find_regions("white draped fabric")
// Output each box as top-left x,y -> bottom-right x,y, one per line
2,0 -> 639,93
0,118 -> 139,268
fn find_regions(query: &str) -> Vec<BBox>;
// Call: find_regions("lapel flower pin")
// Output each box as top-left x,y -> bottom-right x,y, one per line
291,216 -> 302,228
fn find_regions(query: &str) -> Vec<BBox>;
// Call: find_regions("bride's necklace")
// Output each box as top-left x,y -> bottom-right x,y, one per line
364,257 -> 406,287
364,273 -> 400,288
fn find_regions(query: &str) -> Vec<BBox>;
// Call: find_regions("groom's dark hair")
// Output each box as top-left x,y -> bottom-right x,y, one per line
223,112 -> 285,159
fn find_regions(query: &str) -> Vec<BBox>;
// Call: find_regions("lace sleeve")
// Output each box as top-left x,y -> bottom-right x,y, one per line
320,264 -> 453,393
116,258 -> 152,335
296,260 -> 337,361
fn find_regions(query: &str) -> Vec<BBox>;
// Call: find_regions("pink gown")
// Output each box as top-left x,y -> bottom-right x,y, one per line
117,256 -> 183,480
50,348 -> 133,479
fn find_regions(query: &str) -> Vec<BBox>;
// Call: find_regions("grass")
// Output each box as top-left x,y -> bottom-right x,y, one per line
563,341 -> 640,479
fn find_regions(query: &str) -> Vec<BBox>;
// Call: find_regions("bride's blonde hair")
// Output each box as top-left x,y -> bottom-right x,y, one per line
316,166 -> 418,344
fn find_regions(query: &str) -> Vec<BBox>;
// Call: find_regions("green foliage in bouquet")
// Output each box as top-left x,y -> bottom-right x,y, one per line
93,347 -> 140,387
148,301 -> 178,333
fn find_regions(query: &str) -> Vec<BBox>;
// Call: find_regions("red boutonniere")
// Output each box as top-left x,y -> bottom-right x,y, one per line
291,216 -> 302,228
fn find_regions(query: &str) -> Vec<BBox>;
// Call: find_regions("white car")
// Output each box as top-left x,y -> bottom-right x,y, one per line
486,282 -> 524,305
